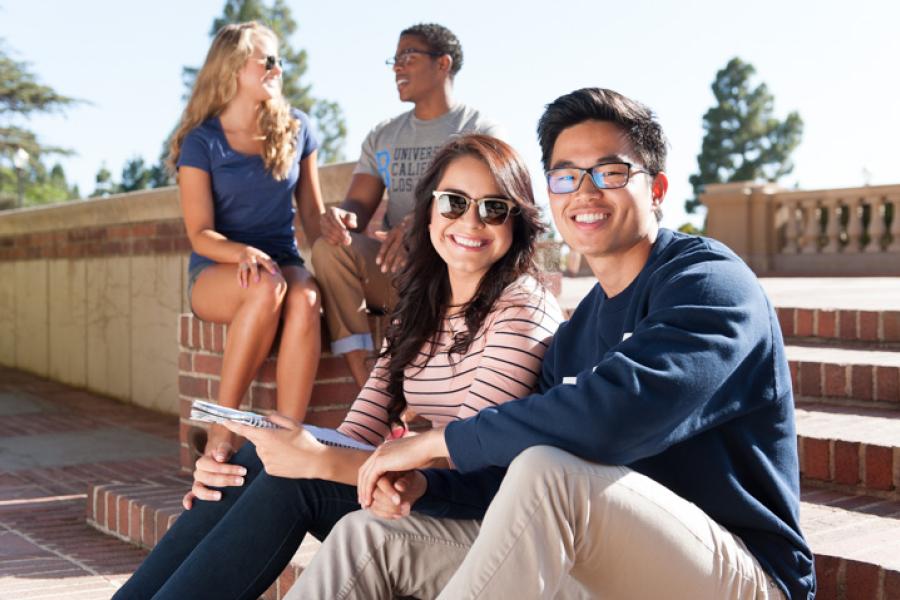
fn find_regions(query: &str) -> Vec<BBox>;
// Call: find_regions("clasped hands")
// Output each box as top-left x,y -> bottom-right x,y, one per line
356,427 -> 448,519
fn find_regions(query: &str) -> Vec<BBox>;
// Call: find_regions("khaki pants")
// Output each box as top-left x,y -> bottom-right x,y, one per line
310,234 -> 396,355
292,446 -> 785,600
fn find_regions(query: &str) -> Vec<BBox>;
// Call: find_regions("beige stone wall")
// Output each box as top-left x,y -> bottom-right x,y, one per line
702,182 -> 900,275
0,162 -> 355,414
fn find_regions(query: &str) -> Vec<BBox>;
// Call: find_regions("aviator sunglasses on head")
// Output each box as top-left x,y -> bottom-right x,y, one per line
432,190 -> 519,226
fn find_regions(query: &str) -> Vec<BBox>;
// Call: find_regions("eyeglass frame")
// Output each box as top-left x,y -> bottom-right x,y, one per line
255,55 -> 283,71
431,190 -> 520,226
385,49 -> 444,67
544,161 -> 650,194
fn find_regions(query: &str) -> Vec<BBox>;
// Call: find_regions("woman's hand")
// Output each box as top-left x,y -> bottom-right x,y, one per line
357,427 -> 448,508
182,424 -> 246,510
223,414 -> 327,479
236,246 -> 279,288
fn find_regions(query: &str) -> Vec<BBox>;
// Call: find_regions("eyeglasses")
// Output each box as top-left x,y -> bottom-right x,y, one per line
432,191 -> 519,226
257,55 -> 283,71
385,49 -> 443,67
545,162 -> 648,194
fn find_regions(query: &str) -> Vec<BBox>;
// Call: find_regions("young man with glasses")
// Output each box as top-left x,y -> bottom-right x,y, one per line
292,88 -> 815,600
312,23 -> 501,388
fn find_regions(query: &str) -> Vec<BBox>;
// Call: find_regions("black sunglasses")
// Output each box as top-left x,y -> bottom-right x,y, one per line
432,191 -> 518,226
261,55 -> 283,71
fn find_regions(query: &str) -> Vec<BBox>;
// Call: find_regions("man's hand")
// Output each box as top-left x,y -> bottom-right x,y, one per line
222,414 -> 326,479
367,471 -> 428,519
320,207 -> 358,246
374,214 -> 412,273
357,427 -> 448,508
182,424 -> 245,510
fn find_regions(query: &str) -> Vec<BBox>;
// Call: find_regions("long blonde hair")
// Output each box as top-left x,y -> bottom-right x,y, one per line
168,22 -> 299,180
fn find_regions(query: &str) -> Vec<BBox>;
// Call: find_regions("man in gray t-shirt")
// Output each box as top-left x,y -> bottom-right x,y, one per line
311,23 -> 500,388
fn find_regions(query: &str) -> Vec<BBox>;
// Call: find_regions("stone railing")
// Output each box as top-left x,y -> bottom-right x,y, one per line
702,182 -> 900,275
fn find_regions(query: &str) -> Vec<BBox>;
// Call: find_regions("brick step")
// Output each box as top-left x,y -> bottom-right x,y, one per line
800,486 -> 900,599
778,307 -> 900,346
86,477 -> 317,600
177,313 -> 384,470
786,344 -> 900,409
796,404 -> 900,498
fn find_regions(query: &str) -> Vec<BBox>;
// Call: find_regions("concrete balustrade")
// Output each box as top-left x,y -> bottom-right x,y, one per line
703,182 -> 900,275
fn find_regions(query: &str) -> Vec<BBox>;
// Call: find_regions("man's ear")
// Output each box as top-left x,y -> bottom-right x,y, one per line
651,172 -> 669,206
438,54 -> 452,74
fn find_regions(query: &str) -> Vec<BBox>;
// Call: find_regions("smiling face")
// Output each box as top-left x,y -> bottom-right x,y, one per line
392,34 -> 446,104
236,32 -> 282,102
548,120 -> 667,286
429,155 -> 514,299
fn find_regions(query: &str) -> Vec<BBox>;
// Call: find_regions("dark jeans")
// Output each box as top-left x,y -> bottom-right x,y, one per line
112,443 -> 360,600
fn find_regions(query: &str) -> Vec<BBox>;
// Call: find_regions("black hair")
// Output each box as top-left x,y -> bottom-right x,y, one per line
538,88 -> 667,220
400,23 -> 463,78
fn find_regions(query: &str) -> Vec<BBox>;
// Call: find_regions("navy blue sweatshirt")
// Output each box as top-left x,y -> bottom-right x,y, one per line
414,229 -> 815,599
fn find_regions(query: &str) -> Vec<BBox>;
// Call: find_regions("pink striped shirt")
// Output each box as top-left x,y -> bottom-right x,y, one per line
337,276 -> 563,447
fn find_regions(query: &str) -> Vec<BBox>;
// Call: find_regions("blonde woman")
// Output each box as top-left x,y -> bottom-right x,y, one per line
171,22 -> 324,498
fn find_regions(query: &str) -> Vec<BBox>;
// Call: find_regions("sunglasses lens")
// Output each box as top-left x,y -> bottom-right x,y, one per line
479,200 -> 511,225
265,56 -> 282,70
437,193 -> 468,219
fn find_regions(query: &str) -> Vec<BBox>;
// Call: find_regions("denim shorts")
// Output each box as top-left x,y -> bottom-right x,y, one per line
187,251 -> 305,311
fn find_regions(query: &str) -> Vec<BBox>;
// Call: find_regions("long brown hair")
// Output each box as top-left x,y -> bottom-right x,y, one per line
168,22 -> 299,179
382,134 -> 546,427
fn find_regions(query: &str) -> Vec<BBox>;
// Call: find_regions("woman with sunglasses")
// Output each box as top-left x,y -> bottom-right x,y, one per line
113,134 -> 562,599
167,22 -> 325,481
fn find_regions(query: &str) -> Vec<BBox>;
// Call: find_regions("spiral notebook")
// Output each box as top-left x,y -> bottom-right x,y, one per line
189,399 -> 374,451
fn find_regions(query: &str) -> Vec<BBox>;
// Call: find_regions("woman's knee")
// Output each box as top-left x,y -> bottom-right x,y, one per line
282,279 -> 322,331
244,271 -> 288,312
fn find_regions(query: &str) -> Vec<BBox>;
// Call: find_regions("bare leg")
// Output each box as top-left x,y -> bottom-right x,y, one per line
275,266 -> 321,421
191,263 -> 287,450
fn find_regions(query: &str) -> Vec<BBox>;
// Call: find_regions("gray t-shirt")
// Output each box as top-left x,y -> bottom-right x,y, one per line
354,103 -> 502,228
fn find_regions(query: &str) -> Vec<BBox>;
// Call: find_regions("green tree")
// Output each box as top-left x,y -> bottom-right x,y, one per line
686,57 -> 803,214
0,41 -> 81,208
184,0 -> 347,163
119,156 -> 153,192
0,160 -> 79,207
1,40 -> 78,158
91,163 -> 116,198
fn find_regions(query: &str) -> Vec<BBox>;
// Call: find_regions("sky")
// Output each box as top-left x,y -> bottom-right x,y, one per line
2,0 -> 898,230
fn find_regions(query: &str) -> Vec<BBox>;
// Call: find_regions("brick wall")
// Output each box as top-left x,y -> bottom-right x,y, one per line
0,218 -> 190,261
